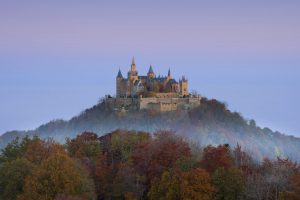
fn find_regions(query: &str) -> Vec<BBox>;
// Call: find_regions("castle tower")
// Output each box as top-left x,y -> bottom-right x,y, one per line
147,65 -> 155,79
179,76 -> 188,96
128,57 -> 138,81
131,57 -> 136,72
127,57 -> 138,96
116,68 -> 123,97
167,68 -> 172,79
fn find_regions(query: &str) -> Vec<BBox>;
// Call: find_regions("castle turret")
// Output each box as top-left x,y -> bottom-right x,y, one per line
116,68 -> 123,97
128,57 -> 138,80
179,76 -> 188,96
131,56 -> 136,72
117,68 -> 123,78
167,68 -> 172,79
147,65 -> 155,79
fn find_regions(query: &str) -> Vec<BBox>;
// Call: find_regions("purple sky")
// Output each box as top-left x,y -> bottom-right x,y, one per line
0,1 -> 299,136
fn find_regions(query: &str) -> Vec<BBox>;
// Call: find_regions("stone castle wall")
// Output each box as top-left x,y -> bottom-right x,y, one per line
105,96 -> 201,112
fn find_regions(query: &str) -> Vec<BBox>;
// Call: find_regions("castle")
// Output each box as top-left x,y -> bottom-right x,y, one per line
105,58 -> 201,112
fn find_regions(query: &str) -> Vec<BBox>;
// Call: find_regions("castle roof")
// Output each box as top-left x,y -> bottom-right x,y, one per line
148,65 -> 154,73
168,79 -> 177,84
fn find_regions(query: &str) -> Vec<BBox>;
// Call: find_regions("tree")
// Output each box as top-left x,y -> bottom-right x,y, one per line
112,162 -> 146,200
132,131 -> 191,182
233,143 -> 253,169
148,171 -> 181,200
0,136 -> 36,163
66,131 -> 101,160
254,158 -> 299,200
148,168 -> 214,200
180,168 -> 214,200
201,144 -> 233,173
110,130 -> 150,163
24,138 -> 65,164
213,167 -> 245,200
18,152 -> 95,200
281,172 -> 300,200
94,152 -> 114,199
0,158 -> 34,200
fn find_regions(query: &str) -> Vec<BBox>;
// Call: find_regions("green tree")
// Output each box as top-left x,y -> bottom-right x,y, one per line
213,167 -> 245,200
0,136 -> 37,163
0,158 -> 34,200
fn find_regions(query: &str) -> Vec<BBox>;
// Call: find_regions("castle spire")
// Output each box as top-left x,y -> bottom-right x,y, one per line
168,68 -> 171,77
131,56 -> 136,72
117,68 -> 123,78
148,65 -> 154,73
147,64 -> 155,79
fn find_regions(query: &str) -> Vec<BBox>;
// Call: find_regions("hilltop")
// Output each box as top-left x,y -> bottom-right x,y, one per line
1,96 -> 299,161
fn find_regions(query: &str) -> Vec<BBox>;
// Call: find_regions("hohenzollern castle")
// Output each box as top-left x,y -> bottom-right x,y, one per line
105,58 -> 201,112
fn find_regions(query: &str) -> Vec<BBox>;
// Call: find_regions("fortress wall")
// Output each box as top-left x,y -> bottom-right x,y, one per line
139,96 -> 201,111
106,96 -> 201,112
105,97 -> 139,109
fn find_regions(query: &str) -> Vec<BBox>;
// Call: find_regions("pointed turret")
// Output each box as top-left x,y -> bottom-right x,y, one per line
147,65 -> 155,79
130,56 -> 136,72
117,68 -> 123,78
168,68 -> 171,79
148,65 -> 154,73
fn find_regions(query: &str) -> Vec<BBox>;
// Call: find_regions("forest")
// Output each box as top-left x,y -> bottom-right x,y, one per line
0,130 -> 299,200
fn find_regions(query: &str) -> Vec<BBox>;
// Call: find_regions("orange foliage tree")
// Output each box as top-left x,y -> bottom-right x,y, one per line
201,144 -> 234,173
132,131 -> 191,183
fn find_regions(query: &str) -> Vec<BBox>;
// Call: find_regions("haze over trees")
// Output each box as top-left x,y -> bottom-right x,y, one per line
1,130 -> 300,200
1,97 -> 299,162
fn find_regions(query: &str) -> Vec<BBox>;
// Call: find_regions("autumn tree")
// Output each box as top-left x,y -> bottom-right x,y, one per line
180,168 -> 214,200
281,172 -> 300,200
148,171 -> 180,200
132,131 -> 191,183
66,131 -> 101,160
94,152 -> 114,199
24,138 -> 65,164
201,144 -> 234,173
233,143 -> 253,169
250,158 -> 299,200
110,130 -> 150,163
18,152 -> 95,200
148,168 -> 214,200
213,167 -> 245,200
112,162 -> 146,200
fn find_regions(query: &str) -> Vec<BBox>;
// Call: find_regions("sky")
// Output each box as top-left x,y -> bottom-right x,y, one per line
0,0 -> 299,136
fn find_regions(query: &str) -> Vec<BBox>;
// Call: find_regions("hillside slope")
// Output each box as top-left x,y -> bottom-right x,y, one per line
1,97 -> 299,161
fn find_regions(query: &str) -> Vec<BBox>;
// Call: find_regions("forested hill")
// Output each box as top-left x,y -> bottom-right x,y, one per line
1,97 -> 300,161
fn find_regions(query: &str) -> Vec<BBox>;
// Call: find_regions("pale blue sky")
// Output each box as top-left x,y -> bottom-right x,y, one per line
0,0 -> 299,136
